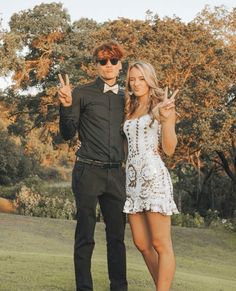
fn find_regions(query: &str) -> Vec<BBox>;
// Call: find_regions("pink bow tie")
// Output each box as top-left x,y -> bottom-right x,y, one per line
103,83 -> 119,94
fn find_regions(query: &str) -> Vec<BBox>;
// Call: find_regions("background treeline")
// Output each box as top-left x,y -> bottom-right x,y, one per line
0,3 -> 235,224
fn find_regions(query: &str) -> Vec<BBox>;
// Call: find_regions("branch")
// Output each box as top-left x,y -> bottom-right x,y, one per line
216,151 -> 236,184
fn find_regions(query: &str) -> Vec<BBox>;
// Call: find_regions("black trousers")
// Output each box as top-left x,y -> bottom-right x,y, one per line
72,161 -> 128,291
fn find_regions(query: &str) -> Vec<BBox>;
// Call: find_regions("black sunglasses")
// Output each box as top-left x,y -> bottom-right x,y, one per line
97,58 -> 119,66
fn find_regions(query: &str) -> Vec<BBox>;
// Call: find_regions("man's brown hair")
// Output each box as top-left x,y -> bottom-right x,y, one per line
93,41 -> 125,61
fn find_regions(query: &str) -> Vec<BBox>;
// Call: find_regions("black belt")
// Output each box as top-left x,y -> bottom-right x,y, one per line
76,156 -> 122,168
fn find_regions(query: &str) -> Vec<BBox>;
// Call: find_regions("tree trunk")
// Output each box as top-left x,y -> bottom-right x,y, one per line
216,151 -> 236,184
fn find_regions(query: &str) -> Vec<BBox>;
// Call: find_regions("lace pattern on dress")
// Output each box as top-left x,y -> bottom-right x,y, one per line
123,114 -> 179,215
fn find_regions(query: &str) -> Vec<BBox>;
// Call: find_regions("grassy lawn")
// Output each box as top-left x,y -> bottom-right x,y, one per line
0,213 -> 236,291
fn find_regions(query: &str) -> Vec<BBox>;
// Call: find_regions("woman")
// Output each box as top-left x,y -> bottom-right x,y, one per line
123,61 -> 179,291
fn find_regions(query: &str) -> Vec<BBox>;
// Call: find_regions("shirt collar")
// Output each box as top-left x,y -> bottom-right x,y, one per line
96,77 -> 119,94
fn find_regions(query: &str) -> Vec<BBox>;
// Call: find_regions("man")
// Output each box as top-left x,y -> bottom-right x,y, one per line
58,41 -> 127,291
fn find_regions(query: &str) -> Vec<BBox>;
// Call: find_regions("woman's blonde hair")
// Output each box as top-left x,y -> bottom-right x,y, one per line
124,61 -> 164,120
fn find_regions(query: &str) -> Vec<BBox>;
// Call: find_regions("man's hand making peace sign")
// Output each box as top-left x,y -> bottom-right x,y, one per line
58,74 -> 72,107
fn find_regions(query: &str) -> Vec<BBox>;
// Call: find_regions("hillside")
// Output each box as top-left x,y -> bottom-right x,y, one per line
0,213 -> 236,291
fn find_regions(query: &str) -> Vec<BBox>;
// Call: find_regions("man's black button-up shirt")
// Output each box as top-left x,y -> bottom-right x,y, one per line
59,77 -> 125,162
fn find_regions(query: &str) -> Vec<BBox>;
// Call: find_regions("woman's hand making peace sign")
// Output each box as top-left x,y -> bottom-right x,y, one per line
58,74 -> 72,107
152,87 -> 179,122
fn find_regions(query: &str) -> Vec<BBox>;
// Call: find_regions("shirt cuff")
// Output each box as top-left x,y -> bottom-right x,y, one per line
60,105 -> 72,116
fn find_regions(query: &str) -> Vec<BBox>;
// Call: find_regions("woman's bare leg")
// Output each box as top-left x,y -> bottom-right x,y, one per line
128,213 -> 159,284
146,212 -> 175,291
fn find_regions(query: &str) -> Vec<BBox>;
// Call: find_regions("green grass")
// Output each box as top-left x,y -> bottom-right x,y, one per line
0,213 -> 236,291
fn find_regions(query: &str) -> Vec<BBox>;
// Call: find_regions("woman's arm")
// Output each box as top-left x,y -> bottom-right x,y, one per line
160,111 -> 177,156
152,87 -> 178,156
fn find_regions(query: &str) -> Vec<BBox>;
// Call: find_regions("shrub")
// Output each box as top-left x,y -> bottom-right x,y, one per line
38,167 -> 62,181
205,209 -> 220,227
171,212 -> 205,228
14,185 -> 76,220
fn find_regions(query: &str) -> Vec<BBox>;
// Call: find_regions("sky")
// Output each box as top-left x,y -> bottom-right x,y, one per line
0,0 -> 235,89
0,0 -> 235,29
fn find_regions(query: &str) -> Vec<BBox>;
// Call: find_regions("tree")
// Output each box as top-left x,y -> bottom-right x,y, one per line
0,130 -> 39,185
1,4 -> 235,216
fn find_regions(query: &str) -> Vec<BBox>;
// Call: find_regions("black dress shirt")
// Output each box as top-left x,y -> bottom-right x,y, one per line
59,77 -> 125,162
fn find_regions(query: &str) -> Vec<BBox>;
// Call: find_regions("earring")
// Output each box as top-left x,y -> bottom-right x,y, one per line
128,91 -> 133,96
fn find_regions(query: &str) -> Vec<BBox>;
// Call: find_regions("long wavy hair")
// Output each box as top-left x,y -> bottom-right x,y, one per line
124,61 -> 164,121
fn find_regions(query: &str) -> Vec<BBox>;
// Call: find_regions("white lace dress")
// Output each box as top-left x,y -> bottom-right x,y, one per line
123,114 -> 179,215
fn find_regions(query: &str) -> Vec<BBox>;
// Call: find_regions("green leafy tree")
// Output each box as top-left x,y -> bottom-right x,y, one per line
0,130 -> 39,185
